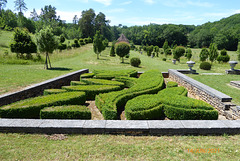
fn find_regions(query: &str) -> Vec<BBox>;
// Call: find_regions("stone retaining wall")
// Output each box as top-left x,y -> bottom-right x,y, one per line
0,69 -> 89,106
168,69 -> 240,120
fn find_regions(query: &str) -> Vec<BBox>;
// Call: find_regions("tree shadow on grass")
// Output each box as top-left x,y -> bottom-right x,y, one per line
48,67 -> 72,71
121,62 -> 130,64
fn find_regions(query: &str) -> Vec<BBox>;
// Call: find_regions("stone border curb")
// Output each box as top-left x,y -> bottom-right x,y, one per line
1,119 -> 240,135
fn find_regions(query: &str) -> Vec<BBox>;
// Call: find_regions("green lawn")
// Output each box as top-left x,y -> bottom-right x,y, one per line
0,133 -> 239,160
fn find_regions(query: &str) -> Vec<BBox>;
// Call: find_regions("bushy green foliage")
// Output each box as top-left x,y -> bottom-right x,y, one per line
62,85 -> 122,100
200,62 -> 212,70
43,89 -> 67,95
173,46 -> 185,62
166,81 -> 178,88
58,43 -> 67,51
40,105 -> 91,119
110,45 -> 115,57
95,70 -> 165,120
93,31 -> 104,59
165,47 -> 172,56
209,43 -> 219,62
199,48 -> 209,62
80,73 -> 95,79
70,81 -> 88,86
130,57 -> 141,67
115,42 -> 130,63
185,48 -> 192,61
114,77 -> 137,88
60,35 -> 65,43
72,38 -> 80,48
124,87 -> 217,120
93,69 -> 138,79
79,39 -> 85,46
81,79 -> 125,88
162,58 -> 167,61
0,92 -> 86,118
10,28 -> 37,59
217,49 -> 230,63
146,45 -> 154,56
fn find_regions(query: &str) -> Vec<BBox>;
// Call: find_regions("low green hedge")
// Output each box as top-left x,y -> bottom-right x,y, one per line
70,81 -> 87,86
62,85 -> 122,100
93,69 -> 138,80
43,89 -> 67,95
124,87 -> 218,120
95,70 -> 165,120
114,77 -> 137,88
0,92 -> 86,119
81,79 -> 125,88
40,105 -> 91,119
80,73 -> 95,79
166,81 -> 178,88
125,94 -> 165,120
158,86 -> 188,96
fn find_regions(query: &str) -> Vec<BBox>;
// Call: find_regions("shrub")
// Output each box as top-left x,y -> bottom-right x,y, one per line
95,70 -> 165,120
199,48 -> 209,62
80,73 -> 95,79
60,35 -> 65,43
115,42 -> 130,63
58,43 -> 67,51
162,58 -> 167,61
217,49 -> 230,63
186,48 -> 192,61
173,46 -> 185,62
73,39 -> 80,48
114,77 -> 138,88
71,81 -> 88,86
200,62 -> 212,70
165,47 -> 172,55
166,81 -> 178,88
158,87 -> 188,97
62,85 -> 122,100
79,39 -> 85,46
110,45 -> 115,57
130,57 -> 141,67
81,79 -> 125,88
0,92 -> 86,118
40,105 -> 91,119
43,89 -> 67,95
93,69 -> 138,80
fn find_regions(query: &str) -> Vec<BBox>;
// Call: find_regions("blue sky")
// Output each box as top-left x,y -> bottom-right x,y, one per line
6,0 -> 240,26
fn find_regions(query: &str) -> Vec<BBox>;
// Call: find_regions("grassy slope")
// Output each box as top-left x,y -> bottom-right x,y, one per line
0,133 -> 239,160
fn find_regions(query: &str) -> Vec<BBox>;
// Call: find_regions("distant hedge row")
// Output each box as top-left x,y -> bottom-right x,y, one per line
125,87 -> 218,120
95,70 -> 165,120
93,69 -> 138,80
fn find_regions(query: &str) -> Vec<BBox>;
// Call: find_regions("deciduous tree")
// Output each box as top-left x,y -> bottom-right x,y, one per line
93,31 -> 104,59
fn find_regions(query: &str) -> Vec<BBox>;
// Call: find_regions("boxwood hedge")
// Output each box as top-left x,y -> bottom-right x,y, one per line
114,77 -> 137,88
62,85 -> 122,100
43,89 -> 67,95
95,70 -> 165,120
93,69 -> 138,80
166,81 -> 178,88
81,79 -> 125,88
70,81 -> 87,86
40,105 -> 91,119
124,87 -> 218,120
0,92 -> 86,119
80,73 -> 95,79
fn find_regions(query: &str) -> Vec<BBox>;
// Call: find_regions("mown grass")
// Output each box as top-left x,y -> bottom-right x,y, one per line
0,133 -> 239,160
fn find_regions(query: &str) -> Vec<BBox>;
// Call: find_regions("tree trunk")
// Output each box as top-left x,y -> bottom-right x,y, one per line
45,52 -> 48,69
47,53 -> 52,68
97,53 -> 99,59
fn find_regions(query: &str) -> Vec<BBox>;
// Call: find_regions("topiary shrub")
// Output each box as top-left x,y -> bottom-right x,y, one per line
0,92 -> 86,118
199,48 -> 209,62
80,73 -> 95,80
200,62 -> 212,70
43,89 -> 67,95
62,85 -> 122,100
71,81 -> 88,86
130,57 -> 141,67
40,105 -> 91,119
81,79 -> 125,88
162,58 -> 167,61
166,81 -> 178,88
217,49 -> 230,63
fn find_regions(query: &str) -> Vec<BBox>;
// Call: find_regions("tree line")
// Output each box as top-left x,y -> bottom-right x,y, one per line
1,0 -> 240,52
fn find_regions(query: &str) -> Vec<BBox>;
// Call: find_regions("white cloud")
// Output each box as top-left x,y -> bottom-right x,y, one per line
144,0 -> 155,5
186,0 -> 213,8
120,1 -> 132,5
94,0 -> 112,6
203,9 -> 240,19
160,0 -> 214,8
56,10 -> 82,22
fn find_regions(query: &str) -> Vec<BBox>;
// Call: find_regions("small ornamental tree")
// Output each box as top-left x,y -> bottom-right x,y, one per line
115,42 -> 130,63
209,43 -> 219,63
93,31 -> 104,59
199,48 -> 209,62
154,46 -> 159,57
60,35 -> 65,43
163,39 -> 168,53
147,45 -> 154,56
217,49 -> 230,63
173,46 -> 185,62
10,28 -> 37,59
185,48 -> 192,61
110,44 -> 115,57
36,26 -> 58,69
103,38 -> 109,49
